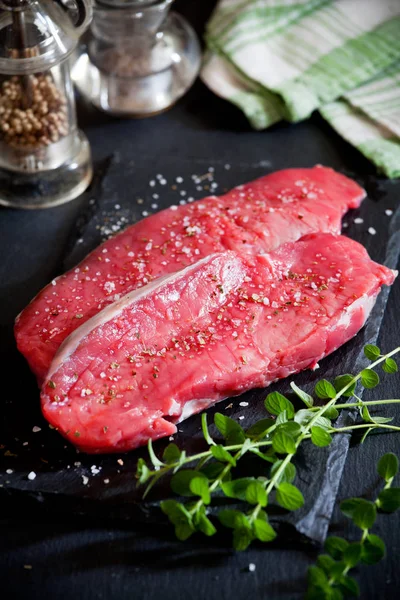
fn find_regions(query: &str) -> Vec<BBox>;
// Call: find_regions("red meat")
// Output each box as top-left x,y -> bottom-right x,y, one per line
16,166 -> 365,383
41,233 -> 394,454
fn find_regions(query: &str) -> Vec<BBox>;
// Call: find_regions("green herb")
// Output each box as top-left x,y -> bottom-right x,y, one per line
136,345 -> 400,552
307,452 -> 399,599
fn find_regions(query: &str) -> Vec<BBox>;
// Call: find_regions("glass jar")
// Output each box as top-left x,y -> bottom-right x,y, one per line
72,0 -> 201,117
0,0 -> 93,209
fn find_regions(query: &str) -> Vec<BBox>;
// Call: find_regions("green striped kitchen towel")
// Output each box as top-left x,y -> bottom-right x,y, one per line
201,0 -> 400,178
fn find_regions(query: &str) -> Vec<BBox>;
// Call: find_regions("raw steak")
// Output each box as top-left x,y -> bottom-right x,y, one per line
41,233 -> 395,454
16,166 -> 365,384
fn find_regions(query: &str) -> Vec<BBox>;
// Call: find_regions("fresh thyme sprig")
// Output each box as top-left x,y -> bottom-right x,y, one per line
307,452 -> 400,599
136,344 -> 400,550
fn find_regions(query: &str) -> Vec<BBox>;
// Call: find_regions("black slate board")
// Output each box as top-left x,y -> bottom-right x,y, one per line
1,154 -> 399,545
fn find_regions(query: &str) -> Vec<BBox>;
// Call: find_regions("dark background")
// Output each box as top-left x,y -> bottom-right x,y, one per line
1,1 -> 399,598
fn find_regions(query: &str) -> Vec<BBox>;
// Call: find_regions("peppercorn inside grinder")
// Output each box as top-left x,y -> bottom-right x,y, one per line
72,0 -> 201,117
0,0 -> 93,209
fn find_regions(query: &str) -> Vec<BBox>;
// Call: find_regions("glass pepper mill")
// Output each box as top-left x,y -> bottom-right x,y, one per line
0,0 -> 93,209
72,0 -> 201,117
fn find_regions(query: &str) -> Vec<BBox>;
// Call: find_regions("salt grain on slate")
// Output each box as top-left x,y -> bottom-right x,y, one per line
368,227 -> 377,235
27,471 -> 36,481
239,402 -> 249,407
6,469 -> 13,474
354,218 -> 363,224
32,426 -> 41,433
385,209 -> 393,216
249,564 -> 256,572
82,475 -> 89,485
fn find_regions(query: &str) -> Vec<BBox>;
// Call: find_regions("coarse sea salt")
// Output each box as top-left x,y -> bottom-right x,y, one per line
27,471 -> 36,481
368,227 -> 377,235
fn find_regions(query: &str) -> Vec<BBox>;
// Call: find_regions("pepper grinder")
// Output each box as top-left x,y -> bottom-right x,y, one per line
72,0 -> 201,117
0,0 -> 93,209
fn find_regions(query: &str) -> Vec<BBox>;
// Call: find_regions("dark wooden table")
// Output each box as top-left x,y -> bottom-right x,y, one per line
1,2 -> 399,598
